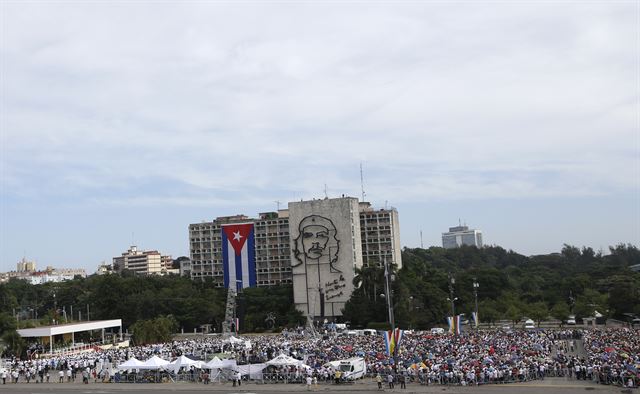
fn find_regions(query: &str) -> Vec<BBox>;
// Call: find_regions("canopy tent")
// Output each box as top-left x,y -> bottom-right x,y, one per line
169,355 -> 201,373
237,363 -> 267,379
117,357 -> 144,370
138,355 -> 170,370
266,354 -> 302,366
205,357 -> 237,370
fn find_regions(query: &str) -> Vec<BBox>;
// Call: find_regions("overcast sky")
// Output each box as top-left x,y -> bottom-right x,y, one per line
1,1 -> 638,273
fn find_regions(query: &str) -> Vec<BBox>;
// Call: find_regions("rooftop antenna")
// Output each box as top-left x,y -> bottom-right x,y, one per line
458,218 -> 462,227
360,162 -> 366,202
420,230 -> 424,249
132,232 -> 135,246
275,200 -> 281,211
324,184 -> 328,199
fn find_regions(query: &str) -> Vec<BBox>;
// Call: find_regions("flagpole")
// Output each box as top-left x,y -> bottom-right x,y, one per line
383,260 -> 397,366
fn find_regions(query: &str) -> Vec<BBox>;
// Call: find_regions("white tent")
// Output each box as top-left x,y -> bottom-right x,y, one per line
117,357 -> 144,370
205,357 -> 237,370
169,355 -> 201,373
266,354 -> 302,366
138,355 -> 170,370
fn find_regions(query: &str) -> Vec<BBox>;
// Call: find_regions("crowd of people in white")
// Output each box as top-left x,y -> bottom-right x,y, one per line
1,327 -> 638,388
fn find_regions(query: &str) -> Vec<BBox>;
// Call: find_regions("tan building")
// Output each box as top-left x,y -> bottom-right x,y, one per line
113,246 -> 173,275
17,258 -> 36,272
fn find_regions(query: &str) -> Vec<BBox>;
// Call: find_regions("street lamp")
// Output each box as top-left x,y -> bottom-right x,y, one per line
473,278 -> 479,329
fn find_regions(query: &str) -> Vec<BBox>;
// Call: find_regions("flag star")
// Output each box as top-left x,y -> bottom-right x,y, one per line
233,231 -> 243,241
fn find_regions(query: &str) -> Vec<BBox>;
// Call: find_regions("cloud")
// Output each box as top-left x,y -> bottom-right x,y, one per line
1,1 -> 637,209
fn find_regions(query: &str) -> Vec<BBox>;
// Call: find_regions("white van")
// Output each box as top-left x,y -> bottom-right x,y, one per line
566,315 -> 576,325
430,327 -> 445,335
337,357 -> 366,380
524,319 -> 535,329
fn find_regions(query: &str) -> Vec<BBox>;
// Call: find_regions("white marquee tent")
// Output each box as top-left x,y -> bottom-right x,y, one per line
265,354 -> 302,366
138,355 -> 170,370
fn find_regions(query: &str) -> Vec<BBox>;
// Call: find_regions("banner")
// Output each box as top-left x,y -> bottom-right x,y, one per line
471,311 -> 479,328
383,328 -> 404,356
221,223 -> 256,290
448,315 -> 462,335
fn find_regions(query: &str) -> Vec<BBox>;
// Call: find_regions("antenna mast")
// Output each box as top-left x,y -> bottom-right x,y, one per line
360,162 -> 366,202
420,230 -> 424,249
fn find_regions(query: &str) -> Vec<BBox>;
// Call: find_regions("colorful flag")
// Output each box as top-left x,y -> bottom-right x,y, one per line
448,315 -> 462,335
383,328 -> 404,356
471,311 -> 479,328
221,223 -> 256,290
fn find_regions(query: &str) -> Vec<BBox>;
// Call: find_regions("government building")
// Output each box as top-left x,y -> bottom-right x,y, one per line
188,196 -> 402,317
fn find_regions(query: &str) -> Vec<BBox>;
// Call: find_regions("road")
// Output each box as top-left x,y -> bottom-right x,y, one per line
0,378 -> 629,394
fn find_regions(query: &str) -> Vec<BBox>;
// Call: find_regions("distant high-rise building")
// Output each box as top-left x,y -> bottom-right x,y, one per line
442,225 -> 483,249
113,246 -> 174,275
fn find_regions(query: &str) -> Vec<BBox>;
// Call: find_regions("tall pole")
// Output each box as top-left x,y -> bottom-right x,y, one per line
384,260 -> 395,330
383,259 -> 397,367
473,278 -> 479,329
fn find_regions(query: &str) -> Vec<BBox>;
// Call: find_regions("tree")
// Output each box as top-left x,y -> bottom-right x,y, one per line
550,302 -> 570,325
527,302 -> 548,327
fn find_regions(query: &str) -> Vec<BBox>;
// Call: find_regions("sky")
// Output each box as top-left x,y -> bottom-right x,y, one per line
0,1 -> 638,273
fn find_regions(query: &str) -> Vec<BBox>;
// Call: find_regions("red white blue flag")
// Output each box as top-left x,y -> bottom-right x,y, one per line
383,328 -> 404,356
221,223 -> 256,291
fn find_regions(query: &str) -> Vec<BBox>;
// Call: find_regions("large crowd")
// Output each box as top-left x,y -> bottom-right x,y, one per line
1,327 -> 638,388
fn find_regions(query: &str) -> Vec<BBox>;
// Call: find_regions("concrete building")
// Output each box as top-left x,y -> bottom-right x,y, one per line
17,258 -> 36,272
0,263 -> 86,284
188,196 -> 402,318
289,197 -> 363,318
359,202 -> 402,269
442,225 -> 483,249
113,246 -> 173,275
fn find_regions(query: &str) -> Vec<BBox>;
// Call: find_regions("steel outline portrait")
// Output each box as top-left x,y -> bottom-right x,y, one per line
292,214 -> 341,272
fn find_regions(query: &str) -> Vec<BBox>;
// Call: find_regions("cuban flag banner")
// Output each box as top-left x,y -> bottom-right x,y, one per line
383,328 -> 404,356
221,223 -> 256,291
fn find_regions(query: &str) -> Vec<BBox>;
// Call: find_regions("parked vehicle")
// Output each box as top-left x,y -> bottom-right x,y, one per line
430,327 -> 445,335
566,315 -> 576,325
337,357 -> 366,380
524,319 -> 535,329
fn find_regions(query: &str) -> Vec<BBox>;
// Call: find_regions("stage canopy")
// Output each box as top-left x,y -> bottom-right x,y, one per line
17,319 -> 122,353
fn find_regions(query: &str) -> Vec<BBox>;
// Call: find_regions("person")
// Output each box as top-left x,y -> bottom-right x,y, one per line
236,371 -> 242,386
334,369 -> 342,384
58,369 -> 64,383
387,373 -> 394,389
1,369 -> 6,384
400,373 -> 406,389
376,374 -> 383,390
82,369 -> 89,384
306,375 -> 312,390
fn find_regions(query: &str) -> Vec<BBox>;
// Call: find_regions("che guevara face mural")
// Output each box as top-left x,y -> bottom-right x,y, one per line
292,215 -> 341,273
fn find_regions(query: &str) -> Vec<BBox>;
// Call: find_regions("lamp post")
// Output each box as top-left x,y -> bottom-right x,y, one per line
473,278 -> 479,329
448,274 -> 457,335
381,259 -> 397,367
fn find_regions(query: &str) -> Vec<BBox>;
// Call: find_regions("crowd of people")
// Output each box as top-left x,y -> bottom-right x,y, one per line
1,327 -> 638,388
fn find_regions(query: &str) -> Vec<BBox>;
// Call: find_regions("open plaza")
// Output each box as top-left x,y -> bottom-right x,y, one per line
2,325 -> 638,391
